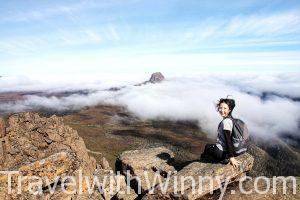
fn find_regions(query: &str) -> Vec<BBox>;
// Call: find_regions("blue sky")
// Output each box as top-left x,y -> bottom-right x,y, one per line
1,0 -> 300,79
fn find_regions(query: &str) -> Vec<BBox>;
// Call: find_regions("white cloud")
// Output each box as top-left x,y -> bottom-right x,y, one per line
0,0 -> 141,23
0,75 -> 139,93
225,10 -> 300,37
1,73 -> 300,139
0,1 -> 92,22
57,28 -> 103,45
2,8 -> 300,58
0,28 -> 105,56
2,51 -> 300,79
176,10 -> 300,47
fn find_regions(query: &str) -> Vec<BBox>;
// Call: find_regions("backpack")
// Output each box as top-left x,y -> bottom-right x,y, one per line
229,117 -> 249,155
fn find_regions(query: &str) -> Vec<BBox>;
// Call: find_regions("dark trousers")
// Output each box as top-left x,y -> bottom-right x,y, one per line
200,143 -> 245,163
200,144 -> 226,162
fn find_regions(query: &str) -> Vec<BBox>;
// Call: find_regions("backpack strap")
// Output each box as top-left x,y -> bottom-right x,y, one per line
226,115 -> 235,121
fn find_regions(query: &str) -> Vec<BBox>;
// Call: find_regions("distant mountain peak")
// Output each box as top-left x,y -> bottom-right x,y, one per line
106,72 -> 166,91
134,72 -> 166,86
148,72 -> 165,83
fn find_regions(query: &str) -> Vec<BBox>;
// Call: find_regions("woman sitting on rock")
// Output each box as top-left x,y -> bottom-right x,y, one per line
201,96 -> 248,169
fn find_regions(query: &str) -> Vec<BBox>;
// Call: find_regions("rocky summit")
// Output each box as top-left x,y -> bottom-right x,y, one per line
135,72 -> 166,86
0,113 -> 96,173
0,113 -> 135,200
0,112 -> 298,200
116,147 -> 254,199
148,72 -> 165,83
116,147 -> 177,194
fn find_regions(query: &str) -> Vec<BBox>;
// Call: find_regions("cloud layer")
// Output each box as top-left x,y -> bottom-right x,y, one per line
1,73 -> 299,139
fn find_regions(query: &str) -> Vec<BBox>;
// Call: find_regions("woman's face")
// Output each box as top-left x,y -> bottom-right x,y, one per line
218,102 -> 231,118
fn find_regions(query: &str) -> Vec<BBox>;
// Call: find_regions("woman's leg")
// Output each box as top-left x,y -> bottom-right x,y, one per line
201,144 -> 226,162
211,145 -> 226,161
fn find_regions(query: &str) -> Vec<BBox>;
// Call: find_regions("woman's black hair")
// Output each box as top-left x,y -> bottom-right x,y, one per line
216,95 -> 235,115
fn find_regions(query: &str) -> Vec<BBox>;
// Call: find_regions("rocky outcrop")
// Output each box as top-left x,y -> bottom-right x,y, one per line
148,72 -> 165,83
0,112 -> 256,200
106,72 -> 166,92
135,72 -> 165,86
0,113 -> 137,199
0,112 -> 96,174
0,152 -> 76,198
144,153 -> 254,199
0,117 -> 5,165
93,168 -> 138,200
116,147 -> 176,194
116,147 -> 254,200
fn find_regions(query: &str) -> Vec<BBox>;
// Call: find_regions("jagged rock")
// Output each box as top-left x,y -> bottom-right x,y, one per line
144,153 -> 254,200
0,113 -> 117,199
0,113 -> 96,174
0,118 -> 5,165
101,157 -> 111,170
149,72 -> 165,83
0,152 -> 76,197
114,177 -> 138,200
135,72 -> 166,86
0,117 -> 5,137
116,147 -> 176,194
91,168 -> 138,200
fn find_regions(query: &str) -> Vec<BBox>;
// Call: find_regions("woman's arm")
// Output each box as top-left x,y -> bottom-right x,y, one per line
223,130 -> 234,157
224,130 -> 241,169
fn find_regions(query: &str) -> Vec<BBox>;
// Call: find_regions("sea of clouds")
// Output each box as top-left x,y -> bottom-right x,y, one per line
0,72 -> 300,138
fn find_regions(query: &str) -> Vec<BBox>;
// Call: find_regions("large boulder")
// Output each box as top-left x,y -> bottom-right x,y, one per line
0,112 -> 96,174
0,112 -> 136,199
0,152 -> 77,198
93,168 -> 138,200
116,147 -> 176,194
144,153 -> 254,200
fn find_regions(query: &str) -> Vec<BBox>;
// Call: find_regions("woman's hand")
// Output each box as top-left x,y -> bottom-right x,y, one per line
229,157 -> 241,169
